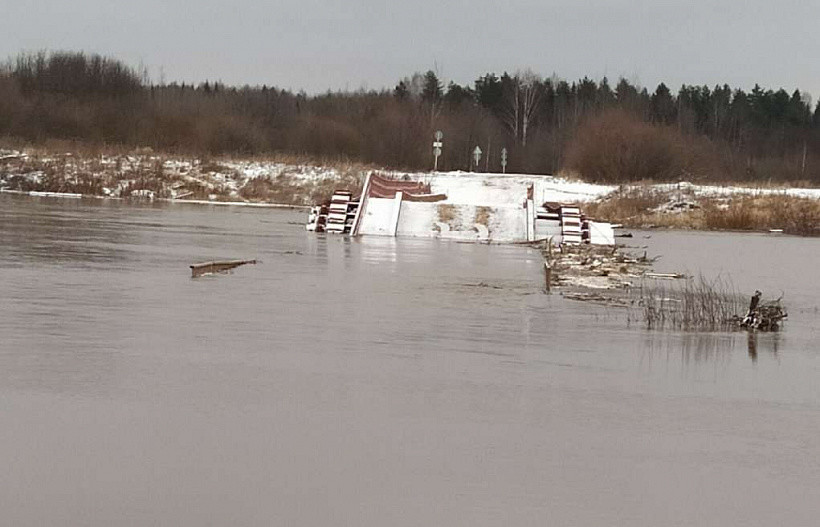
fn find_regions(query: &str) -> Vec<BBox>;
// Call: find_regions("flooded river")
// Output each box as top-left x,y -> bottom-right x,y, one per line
1,194 -> 819,526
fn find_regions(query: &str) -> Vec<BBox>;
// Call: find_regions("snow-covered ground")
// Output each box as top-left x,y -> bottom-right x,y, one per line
425,171 -> 615,206
650,181 -> 820,200
386,171 -> 820,209
2,148 -> 819,206
0,150 -> 364,204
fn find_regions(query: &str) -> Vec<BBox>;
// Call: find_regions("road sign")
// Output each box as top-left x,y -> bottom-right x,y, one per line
433,133 -> 444,171
501,147 -> 508,173
473,146 -> 482,170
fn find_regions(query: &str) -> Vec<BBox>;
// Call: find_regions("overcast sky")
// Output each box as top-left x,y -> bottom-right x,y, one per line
2,0 -> 818,100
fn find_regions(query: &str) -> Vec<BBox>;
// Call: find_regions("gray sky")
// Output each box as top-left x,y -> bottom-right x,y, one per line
2,0 -> 819,100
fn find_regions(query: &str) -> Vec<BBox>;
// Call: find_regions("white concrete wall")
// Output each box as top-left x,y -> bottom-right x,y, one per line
357,197 -> 396,236
355,174 -> 616,243
421,173 -> 612,207
393,202 -> 527,242
396,202 -> 438,237
357,174 -> 596,242
535,220 -> 563,243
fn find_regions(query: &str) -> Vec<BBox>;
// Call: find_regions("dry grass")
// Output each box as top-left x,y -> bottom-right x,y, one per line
474,206 -> 492,227
583,187 -> 668,224
0,145 -> 371,205
702,195 -> 820,236
236,171 -> 364,205
199,160 -> 234,174
437,204 -> 459,228
587,186 -> 820,236
306,171 -> 365,204
632,275 -> 746,330
238,175 -> 300,203
437,204 -> 457,223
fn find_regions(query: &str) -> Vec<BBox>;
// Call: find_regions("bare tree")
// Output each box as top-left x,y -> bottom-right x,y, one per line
518,69 -> 542,147
500,70 -> 542,147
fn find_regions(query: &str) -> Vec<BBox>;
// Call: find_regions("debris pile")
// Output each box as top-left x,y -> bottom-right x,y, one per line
542,242 -> 656,290
736,290 -> 788,331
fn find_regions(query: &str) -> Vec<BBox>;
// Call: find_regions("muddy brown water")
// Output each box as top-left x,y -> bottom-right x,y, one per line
1,194 -> 819,526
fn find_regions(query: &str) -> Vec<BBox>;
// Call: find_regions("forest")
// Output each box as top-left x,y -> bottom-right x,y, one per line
2,51 -> 819,183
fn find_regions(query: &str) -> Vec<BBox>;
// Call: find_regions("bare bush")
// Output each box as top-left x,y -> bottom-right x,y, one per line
564,110 -> 689,183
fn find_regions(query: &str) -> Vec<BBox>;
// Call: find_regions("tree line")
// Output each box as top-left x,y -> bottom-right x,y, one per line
2,51 -> 819,183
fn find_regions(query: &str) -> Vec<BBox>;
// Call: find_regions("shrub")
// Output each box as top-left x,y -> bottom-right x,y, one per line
565,109 -> 687,183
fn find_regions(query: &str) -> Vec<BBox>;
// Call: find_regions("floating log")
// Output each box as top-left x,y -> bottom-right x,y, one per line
190,259 -> 257,277
644,272 -> 686,280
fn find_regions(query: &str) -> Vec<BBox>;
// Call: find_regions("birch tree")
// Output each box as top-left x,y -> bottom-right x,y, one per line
518,69 -> 542,147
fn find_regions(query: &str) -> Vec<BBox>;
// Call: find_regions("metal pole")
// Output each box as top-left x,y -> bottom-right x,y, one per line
802,141 -> 807,177
544,261 -> 551,293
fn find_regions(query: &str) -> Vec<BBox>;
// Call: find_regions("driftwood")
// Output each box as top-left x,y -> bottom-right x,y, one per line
190,259 -> 257,277
644,272 -> 687,280
541,242 -> 654,290
737,291 -> 787,331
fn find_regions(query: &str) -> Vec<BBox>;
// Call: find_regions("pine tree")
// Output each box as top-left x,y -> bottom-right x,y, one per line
421,70 -> 443,124
474,73 -> 502,109
813,101 -> 820,128
597,77 -> 615,109
393,80 -> 409,100
421,71 -> 442,104
650,83 -> 676,125
443,82 -> 473,108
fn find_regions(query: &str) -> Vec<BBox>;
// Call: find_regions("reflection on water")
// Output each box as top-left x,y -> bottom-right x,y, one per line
746,330 -> 781,362
636,327 -> 783,369
748,331 -> 758,361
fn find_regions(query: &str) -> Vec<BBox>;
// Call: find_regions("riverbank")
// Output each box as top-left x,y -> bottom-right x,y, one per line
3,147 -> 820,235
0,148 -> 368,206
585,184 -> 820,236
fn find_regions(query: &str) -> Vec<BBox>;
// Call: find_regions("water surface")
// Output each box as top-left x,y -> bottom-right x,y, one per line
1,194 -> 819,526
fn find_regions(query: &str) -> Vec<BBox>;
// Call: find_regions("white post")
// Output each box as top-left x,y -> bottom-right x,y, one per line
389,191 -> 403,237
526,198 -> 535,242
350,172 -> 372,237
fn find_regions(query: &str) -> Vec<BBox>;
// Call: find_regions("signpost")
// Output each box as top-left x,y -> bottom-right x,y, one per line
501,147 -> 508,173
433,130 -> 443,171
472,146 -> 482,171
